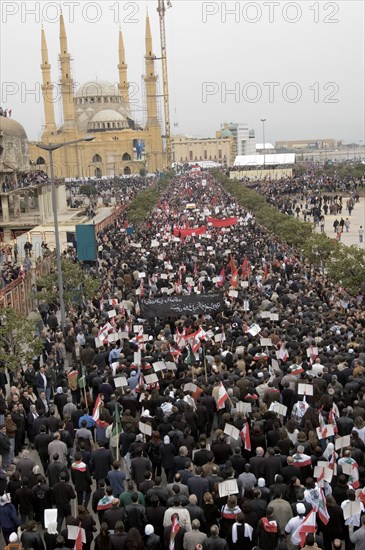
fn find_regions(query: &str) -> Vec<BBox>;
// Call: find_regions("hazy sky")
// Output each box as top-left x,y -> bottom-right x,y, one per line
1,0 -> 364,144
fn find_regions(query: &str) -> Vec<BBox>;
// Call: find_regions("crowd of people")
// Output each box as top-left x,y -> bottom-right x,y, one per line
2,171 -> 49,193
0,172 -> 364,550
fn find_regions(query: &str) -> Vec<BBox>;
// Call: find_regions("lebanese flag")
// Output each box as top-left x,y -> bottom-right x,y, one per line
240,423 -> 251,451
215,382 -> 229,410
317,487 -> 330,525
357,487 -> 365,505
98,322 -> 113,341
217,267 -> 225,287
74,525 -> 83,550
328,406 -> 338,433
135,374 -> 145,393
277,341 -> 288,362
71,461 -> 87,473
292,509 -> 317,547
169,515 -> 181,550
92,394 -> 102,422
292,452 -> 312,467
97,495 -> 114,510
262,518 -> 278,533
318,409 -> 328,439
328,450 -> 338,476
136,327 -> 144,343
289,365 -> 304,376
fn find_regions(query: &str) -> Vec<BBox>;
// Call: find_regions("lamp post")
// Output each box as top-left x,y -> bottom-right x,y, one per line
261,118 -> 266,170
36,136 -> 95,330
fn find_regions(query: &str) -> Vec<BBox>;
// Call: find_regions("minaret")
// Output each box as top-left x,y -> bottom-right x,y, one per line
144,14 -> 163,171
118,28 -> 130,108
59,13 -> 76,131
41,27 -> 57,134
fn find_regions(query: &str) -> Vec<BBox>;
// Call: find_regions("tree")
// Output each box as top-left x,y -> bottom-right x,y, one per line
36,258 -> 99,309
0,308 -> 44,372
326,244 -> 365,295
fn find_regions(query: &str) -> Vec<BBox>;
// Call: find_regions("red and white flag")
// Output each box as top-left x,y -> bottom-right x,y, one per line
74,524 -> 83,550
214,382 -> 229,410
240,423 -> 251,451
292,509 -> 317,547
92,394 -> 102,422
292,452 -> 312,468
169,514 -> 181,550
317,487 -> 330,525
217,267 -> 225,287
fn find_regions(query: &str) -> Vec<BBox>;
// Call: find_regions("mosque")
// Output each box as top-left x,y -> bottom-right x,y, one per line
28,14 -> 165,178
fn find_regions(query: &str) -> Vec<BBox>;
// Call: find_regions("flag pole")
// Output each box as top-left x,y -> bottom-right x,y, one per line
82,364 -> 88,408
115,411 -> 120,463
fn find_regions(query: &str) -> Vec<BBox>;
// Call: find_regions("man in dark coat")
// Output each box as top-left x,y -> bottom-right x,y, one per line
90,445 -> 113,481
187,466 -> 209,507
125,491 -> 148,533
131,449 -> 152,488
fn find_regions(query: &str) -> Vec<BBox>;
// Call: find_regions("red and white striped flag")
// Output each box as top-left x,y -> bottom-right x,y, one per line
92,394 -> 102,422
292,452 -> 312,468
214,382 -> 229,410
317,487 -> 330,525
291,509 -> 317,547
240,423 -> 251,451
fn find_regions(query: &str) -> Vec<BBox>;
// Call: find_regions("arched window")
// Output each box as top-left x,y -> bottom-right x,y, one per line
93,154 -> 102,163
36,156 -> 46,165
95,167 -> 102,178
124,166 -> 131,175
122,153 -> 131,161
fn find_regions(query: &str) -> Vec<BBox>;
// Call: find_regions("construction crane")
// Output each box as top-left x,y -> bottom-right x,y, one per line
157,0 -> 172,169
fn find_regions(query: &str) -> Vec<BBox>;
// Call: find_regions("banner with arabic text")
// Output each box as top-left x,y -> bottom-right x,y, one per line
141,292 -> 225,318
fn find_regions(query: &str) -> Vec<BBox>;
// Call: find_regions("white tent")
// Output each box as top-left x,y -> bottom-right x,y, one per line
233,153 -> 295,167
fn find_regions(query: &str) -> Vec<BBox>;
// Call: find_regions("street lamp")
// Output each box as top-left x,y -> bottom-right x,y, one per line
36,136 -> 95,330
261,118 -> 266,169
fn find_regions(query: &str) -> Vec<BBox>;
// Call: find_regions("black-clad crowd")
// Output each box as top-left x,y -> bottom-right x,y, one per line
0,172 -> 364,550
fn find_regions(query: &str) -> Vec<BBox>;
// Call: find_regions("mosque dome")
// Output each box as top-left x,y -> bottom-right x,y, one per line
88,109 -> 129,131
221,128 -> 233,138
0,116 -> 28,140
75,80 -> 119,99
0,116 -> 29,172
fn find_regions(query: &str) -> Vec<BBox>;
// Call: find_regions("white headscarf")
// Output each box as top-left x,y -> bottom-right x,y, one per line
47,522 -> 58,535
231,522 -> 253,543
323,442 -> 337,460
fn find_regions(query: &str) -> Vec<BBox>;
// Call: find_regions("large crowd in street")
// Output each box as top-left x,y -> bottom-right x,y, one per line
0,172 -> 365,550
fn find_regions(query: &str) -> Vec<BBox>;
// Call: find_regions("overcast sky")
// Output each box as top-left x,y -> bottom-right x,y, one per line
1,0 -> 364,144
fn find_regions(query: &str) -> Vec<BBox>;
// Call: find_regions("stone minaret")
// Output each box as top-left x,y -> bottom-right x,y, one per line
59,13 -> 76,131
41,27 -> 57,135
118,28 -> 130,108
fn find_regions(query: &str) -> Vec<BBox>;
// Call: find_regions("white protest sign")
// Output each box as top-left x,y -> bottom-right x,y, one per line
298,384 -> 314,396
224,423 -> 240,440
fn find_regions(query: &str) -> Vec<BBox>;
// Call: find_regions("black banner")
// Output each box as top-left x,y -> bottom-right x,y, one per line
141,292 -> 225,318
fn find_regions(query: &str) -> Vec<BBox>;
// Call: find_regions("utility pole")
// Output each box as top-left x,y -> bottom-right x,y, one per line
157,0 -> 172,168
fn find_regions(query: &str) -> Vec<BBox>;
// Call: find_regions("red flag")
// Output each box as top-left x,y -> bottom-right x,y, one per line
74,524 -> 83,550
229,256 -> 238,289
241,255 -> 248,278
292,509 -> 316,548
240,423 -> 251,451
217,267 -> 225,287
263,263 -> 269,281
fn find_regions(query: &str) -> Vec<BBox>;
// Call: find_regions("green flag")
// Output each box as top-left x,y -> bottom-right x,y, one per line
78,365 -> 86,389
185,344 -> 195,366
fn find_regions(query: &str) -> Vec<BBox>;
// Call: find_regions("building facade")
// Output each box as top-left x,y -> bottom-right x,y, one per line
171,135 -> 235,165
218,123 -> 256,157
28,15 -> 165,178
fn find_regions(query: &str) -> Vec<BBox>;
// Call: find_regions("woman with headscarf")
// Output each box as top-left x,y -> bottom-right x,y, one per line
323,442 -> 337,462
227,512 -> 254,550
159,435 -> 176,483
44,521 -> 58,550
0,493 -> 20,544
